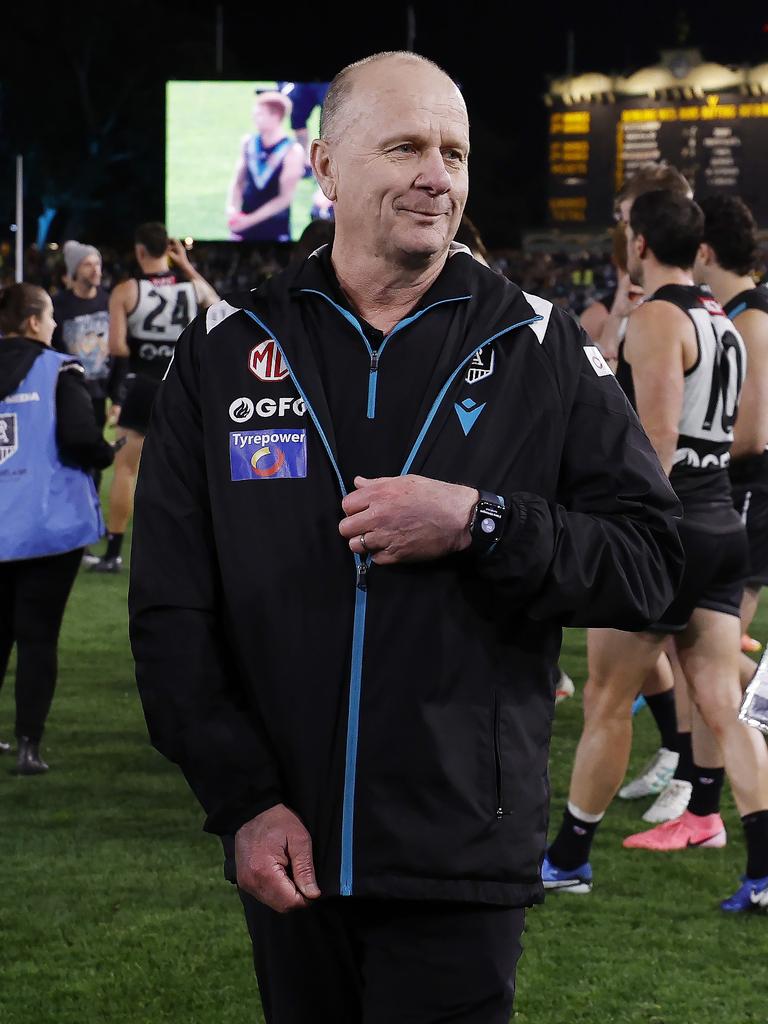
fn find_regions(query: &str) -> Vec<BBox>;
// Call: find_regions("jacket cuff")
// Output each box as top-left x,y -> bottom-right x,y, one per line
202,787 -> 284,837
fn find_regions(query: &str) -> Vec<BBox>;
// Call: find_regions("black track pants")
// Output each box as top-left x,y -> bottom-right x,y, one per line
0,547 -> 83,741
239,892 -> 526,1024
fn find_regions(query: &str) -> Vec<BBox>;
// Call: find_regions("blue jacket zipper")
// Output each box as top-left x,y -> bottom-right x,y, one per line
243,307 -> 542,897
298,289 -> 471,419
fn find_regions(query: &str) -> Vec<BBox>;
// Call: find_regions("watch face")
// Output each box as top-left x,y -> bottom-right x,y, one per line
480,517 -> 496,534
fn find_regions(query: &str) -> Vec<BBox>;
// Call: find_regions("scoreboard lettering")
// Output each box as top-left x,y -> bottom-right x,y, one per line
548,94 -> 768,227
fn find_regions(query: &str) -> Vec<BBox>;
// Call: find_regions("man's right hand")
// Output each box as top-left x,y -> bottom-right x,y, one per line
610,271 -> 644,320
235,803 -> 321,913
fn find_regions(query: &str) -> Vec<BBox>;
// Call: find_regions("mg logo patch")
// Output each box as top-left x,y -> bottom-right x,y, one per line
248,340 -> 289,382
230,429 -> 307,481
465,347 -> 495,385
0,413 -> 18,463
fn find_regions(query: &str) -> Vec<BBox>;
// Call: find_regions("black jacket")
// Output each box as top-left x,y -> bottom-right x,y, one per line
130,248 -> 683,907
0,336 -> 114,471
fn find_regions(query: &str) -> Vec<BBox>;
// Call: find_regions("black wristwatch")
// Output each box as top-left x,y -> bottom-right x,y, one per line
468,490 -> 506,553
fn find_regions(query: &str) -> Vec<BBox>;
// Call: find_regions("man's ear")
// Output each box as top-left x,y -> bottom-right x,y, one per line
310,139 -> 337,202
636,233 -> 648,260
698,242 -> 715,267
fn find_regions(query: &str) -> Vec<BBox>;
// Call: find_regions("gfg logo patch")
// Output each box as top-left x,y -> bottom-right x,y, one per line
229,398 -> 255,422
228,396 -> 306,423
230,429 -> 307,481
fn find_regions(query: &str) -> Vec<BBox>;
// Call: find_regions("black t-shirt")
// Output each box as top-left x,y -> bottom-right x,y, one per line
52,287 -> 111,398
294,246 -> 473,491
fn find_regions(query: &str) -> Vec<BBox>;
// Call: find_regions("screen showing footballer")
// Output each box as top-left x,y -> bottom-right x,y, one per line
166,80 -> 331,242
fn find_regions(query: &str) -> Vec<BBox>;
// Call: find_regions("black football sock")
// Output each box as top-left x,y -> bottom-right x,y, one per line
547,804 -> 603,870
644,690 -> 678,752
105,533 -> 124,560
687,765 -> 725,817
672,731 -> 694,783
742,810 -> 768,879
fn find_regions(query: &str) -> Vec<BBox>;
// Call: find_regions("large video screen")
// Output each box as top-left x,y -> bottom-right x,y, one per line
166,80 -> 331,242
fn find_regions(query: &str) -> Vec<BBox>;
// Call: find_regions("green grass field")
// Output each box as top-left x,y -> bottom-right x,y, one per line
1,469 -> 766,1023
166,81 -> 319,242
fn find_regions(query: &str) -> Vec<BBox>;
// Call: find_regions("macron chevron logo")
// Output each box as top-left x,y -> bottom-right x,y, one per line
454,397 -> 486,436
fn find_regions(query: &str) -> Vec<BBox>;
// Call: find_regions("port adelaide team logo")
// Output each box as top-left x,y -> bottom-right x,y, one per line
0,413 -> 18,463
248,339 -> 289,382
464,348 -> 495,385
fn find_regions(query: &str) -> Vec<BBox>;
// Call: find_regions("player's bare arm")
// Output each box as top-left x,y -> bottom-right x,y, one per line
108,280 -> 137,358
731,308 -> 768,458
167,239 -> 220,310
226,136 -> 249,216
624,301 -> 691,475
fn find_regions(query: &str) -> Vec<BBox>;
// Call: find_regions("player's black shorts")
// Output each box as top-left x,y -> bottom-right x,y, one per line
117,374 -> 160,435
281,82 -> 329,130
731,482 -> 768,588
649,518 -> 749,633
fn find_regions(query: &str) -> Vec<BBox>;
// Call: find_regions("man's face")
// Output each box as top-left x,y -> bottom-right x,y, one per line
253,101 -> 281,134
75,254 -> 102,289
319,59 -> 469,265
617,197 -> 634,226
625,223 -> 645,287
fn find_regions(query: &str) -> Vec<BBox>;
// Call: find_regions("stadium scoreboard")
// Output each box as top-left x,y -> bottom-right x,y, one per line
549,95 -> 768,226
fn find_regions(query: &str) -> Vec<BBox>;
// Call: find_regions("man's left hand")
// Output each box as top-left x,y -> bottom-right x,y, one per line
167,238 -> 194,271
339,475 -> 478,564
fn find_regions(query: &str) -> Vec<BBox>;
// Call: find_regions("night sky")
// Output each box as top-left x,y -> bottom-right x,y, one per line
3,1 -> 768,248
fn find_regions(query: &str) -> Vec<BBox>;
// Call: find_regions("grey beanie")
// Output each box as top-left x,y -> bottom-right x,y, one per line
63,240 -> 101,280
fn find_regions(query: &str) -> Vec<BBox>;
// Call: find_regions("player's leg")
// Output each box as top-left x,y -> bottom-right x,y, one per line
685,608 -> 768,909
625,606 -> 768,906
91,428 -> 144,572
740,585 -> 762,686
619,653 -> 679,800
680,608 -> 768,815
638,646 -> 700,822
544,626 -> 666,891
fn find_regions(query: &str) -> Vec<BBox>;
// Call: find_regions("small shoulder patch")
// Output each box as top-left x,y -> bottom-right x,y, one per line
521,291 -> 553,343
206,300 -> 241,334
583,345 -> 613,376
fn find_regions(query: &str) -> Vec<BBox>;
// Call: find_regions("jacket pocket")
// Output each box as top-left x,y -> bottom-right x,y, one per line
492,691 -> 511,820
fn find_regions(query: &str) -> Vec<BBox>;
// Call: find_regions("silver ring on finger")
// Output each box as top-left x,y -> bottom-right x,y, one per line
360,533 -> 369,553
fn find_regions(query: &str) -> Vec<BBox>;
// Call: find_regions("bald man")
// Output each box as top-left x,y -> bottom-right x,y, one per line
131,52 -> 682,1021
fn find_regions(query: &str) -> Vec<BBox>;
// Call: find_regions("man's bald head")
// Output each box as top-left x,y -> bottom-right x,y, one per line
320,52 -> 462,144
311,51 -> 469,269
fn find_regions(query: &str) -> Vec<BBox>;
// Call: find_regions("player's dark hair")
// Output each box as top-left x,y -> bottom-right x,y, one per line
135,222 -> 169,258
629,191 -> 704,270
320,51 -> 450,142
0,282 -> 48,336
616,162 -> 692,208
289,219 -> 335,266
699,195 -> 759,276
454,213 -> 489,263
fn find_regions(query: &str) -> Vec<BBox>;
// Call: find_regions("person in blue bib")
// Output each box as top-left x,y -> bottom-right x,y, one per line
0,283 -> 115,774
